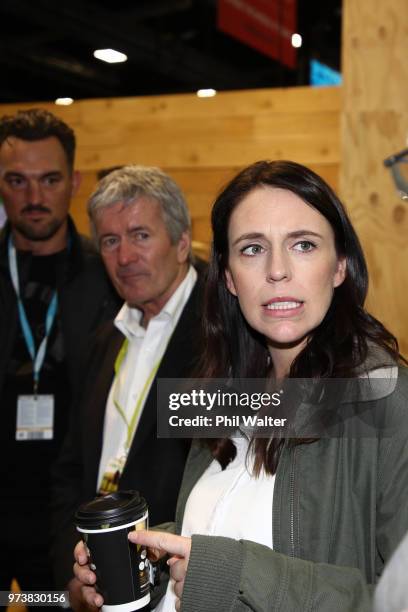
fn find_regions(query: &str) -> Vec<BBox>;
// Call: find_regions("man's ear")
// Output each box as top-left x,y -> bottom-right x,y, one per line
225,268 -> 237,296
71,170 -> 82,198
176,231 -> 191,264
333,256 -> 347,288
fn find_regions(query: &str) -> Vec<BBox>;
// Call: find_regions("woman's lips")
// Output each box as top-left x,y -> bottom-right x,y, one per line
262,297 -> 304,317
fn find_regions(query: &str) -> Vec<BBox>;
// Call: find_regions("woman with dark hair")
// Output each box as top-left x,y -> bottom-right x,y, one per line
74,161 -> 408,611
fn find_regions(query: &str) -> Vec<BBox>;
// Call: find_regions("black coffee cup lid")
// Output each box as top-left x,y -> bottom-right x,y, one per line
75,490 -> 147,529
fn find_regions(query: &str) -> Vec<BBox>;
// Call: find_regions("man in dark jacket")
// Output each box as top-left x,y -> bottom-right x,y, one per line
0,109 -> 121,600
51,165 -> 204,608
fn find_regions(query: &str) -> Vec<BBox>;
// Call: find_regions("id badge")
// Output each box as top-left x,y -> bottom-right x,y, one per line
98,455 -> 126,495
16,394 -> 54,441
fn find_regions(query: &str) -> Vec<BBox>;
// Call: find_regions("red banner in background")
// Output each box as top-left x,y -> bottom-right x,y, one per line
217,0 -> 297,69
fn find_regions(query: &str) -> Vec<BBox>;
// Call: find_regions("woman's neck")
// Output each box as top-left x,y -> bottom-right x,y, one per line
268,337 -> 308,380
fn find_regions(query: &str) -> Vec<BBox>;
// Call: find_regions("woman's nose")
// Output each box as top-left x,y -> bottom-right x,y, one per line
266,249 -> 291,282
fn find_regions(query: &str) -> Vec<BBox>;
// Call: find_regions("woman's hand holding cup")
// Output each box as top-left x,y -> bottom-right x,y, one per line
129,530 -> 192,612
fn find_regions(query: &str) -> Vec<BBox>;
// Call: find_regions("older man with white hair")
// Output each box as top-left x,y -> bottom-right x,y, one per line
52,165 -> 205,608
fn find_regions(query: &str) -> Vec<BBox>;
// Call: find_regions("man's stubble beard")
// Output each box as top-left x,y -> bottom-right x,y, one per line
14,217 -> 66,242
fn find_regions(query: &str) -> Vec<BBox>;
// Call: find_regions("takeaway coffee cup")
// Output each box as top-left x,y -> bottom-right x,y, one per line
75,490 -> 150,612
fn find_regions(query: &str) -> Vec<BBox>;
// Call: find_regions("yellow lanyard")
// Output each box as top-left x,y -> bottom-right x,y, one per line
113,338 -> 162,452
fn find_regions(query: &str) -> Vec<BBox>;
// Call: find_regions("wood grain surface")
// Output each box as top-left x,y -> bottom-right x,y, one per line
340,0 -> 408,356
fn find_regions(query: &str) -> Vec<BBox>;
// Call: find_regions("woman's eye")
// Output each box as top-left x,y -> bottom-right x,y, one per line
241,244 -> 264,256
293,240 -> 315,252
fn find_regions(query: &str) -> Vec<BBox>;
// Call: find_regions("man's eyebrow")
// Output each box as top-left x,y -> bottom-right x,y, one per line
98,232 -> 118,241
231,229 -> 324,246
127,224 -> 152,232
99,225 -> 152,238
38,171 -> 64,179
3,171 -> 25,178
3,170 -> 63,178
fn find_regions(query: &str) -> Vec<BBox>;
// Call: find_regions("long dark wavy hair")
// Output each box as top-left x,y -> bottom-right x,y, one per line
200,160 -> 403,474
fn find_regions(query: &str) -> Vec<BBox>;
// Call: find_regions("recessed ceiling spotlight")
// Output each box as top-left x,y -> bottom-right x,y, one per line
197,88 -> 217,98
291,33 -> 302,48
93,48 -> 128,64
55,97 -> 74,106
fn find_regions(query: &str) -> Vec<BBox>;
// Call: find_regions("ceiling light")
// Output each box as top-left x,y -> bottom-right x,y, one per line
93,49 -> 128,64
55,97 -> 74,106
291,34 -> 302,48
197,88 -> 217,98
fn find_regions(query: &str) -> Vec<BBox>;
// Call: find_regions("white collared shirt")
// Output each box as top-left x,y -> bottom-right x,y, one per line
154,436 -> 275,612
182,436 -> 274,545
97,266 -> 197,490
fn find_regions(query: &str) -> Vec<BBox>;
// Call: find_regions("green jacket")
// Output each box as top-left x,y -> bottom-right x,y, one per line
155,366 -> 408,611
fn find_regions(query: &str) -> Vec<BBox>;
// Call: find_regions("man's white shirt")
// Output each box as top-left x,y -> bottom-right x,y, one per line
97,265 -> 197,490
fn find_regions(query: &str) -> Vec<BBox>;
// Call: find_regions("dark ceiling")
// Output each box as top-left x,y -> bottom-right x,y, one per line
0,0 -> 342,105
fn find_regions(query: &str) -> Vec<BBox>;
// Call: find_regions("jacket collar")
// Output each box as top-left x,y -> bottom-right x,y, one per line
352,343 -> 399,401
355,364 -> 398,401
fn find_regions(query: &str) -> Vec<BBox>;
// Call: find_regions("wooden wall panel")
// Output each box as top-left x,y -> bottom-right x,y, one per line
0,86 -> 340,120
340,0 -> 408,356
0,85 -> 341,259
70,171 -> 98,236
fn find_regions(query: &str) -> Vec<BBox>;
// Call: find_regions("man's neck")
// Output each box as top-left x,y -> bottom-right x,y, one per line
11,222 -> 69,255
140,262 -> 190,329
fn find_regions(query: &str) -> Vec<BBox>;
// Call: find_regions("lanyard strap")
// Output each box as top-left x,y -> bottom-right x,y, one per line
8,236 -> 58,394
112,278 -> 189,454
113,338 -> 162,451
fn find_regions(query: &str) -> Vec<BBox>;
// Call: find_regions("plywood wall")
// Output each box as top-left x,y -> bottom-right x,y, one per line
340,0 -> 408,356
2,65 -> 406,352
0,86 -> 341,255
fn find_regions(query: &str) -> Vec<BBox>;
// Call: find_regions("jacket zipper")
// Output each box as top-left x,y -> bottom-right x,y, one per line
289,446 -> 298,558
